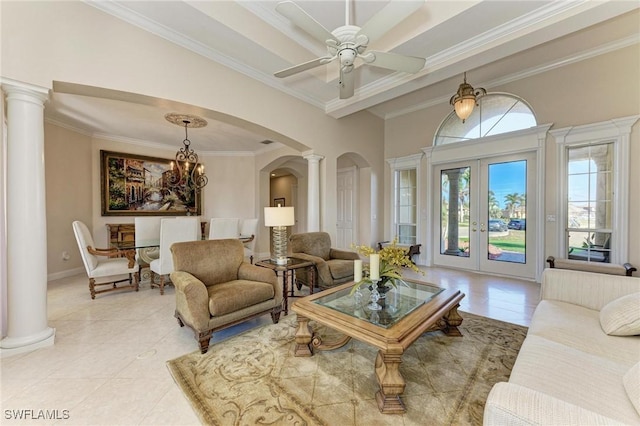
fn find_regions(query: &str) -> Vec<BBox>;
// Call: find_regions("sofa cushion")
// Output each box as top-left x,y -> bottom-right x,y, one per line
624,362 -> 640,416
600,292 -> 640,336
529,300 -> 640,365
509,335 -> 639,424
208,280 -> 275,317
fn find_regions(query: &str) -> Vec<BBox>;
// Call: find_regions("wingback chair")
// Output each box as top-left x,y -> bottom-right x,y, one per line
289,232 -> 360,291
170,239 -> 283,354
72,220 -> 139,299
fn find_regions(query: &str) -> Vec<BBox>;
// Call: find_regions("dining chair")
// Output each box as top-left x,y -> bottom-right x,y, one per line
134,216 -> 162,278
150,217 -> 199,295
72,220 -> 139,299
240,218 -> 259,264
208,218 -> 240,240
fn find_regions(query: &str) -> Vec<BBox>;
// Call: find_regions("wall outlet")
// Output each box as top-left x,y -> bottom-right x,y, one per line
62,251 -> 71,261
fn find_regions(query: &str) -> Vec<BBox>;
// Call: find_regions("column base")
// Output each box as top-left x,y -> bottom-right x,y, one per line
0,327 -> 55,358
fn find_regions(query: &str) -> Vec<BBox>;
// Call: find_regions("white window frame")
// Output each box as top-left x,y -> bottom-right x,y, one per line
387,153 -> 422,247
551,116 -> 639,264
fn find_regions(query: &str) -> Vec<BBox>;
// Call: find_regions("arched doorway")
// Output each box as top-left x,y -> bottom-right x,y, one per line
429,93 -> 545,280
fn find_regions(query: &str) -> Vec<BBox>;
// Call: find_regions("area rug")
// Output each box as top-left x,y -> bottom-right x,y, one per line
167,312 -> 527,426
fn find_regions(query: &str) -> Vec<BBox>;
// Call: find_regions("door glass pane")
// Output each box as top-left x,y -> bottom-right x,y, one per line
395,169 -> 417,245
440,167 -> 470,257
487,160 -> 526,264
398,225 -> 416,245
566,143 -> 613,262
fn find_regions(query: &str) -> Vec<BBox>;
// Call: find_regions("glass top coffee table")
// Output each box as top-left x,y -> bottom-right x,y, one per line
291,279 -> 465,414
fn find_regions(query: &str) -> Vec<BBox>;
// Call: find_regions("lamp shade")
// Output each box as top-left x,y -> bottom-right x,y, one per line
453,97 -> 476,121
264,206 -> 295,227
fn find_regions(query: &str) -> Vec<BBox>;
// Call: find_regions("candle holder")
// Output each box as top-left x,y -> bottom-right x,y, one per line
367,279 -> 383,311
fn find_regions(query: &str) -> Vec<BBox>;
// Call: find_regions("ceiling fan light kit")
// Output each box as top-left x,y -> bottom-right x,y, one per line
450,72 -> 486,123
274,0 -> 426,99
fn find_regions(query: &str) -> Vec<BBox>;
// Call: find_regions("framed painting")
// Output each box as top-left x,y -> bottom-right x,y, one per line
273,197 -> 285,207
100,150 -> 201,216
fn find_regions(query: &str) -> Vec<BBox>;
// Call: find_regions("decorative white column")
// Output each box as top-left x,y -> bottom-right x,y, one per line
303,153 -> 324,232
0,79 -> 55,356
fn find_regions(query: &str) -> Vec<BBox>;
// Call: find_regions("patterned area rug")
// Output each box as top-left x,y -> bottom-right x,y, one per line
167,312 -> 526,426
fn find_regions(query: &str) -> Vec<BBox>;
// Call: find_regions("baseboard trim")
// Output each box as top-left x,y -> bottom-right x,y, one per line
48,267 -> 84,282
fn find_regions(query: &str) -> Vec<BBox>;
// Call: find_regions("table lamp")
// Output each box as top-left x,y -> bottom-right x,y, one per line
264,206 -> 295,265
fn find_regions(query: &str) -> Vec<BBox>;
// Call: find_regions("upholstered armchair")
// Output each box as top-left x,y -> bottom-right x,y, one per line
289,232 -> 360,291
170,239 -> 282,354
72,220 -> 139,299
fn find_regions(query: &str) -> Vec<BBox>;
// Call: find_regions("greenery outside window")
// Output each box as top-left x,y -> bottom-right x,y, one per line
551,116 -> 638,265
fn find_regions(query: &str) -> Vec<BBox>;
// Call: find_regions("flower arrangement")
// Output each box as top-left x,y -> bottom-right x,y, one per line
350,238 -> 422,294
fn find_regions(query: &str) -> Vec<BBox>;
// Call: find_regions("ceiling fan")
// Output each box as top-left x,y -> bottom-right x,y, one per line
274,0 -> 426,99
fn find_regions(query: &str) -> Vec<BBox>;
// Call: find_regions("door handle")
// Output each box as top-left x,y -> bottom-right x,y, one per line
472,228 -> 477,232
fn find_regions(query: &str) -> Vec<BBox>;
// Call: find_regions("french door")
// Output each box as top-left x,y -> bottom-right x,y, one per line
432,152 -> 536,279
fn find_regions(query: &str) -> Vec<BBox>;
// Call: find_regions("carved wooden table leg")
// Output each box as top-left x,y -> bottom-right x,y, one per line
374,346 -> 406,414
294,315 -> 313,357
443,303 -> 464,336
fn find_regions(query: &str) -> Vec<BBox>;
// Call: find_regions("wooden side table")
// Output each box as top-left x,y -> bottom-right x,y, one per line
255,257 -> 316,316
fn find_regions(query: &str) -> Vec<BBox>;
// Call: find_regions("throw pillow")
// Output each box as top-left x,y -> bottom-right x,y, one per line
599,292 -> 640,336
623,362 -> 640,416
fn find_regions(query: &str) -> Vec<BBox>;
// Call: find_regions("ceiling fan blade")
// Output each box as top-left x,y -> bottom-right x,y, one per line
276,1 -> 339,44
339,69 -> 355,99
357,1 -> 423,44
365,51 -> 425,73
274,56 -> 334,78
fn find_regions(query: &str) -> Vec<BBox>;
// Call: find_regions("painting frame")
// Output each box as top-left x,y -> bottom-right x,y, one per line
273,198 -> 285,207
100,150 -> 202,216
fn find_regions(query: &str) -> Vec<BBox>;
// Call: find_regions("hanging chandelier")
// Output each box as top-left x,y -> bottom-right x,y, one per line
449,72 -> 486,123
164,113 -> 208,192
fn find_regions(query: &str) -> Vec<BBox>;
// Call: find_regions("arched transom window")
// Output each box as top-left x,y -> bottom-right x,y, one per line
434,93 -> 537,146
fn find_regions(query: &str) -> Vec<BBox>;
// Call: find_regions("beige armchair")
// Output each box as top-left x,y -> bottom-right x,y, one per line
170,239 -> 282,354
289,232 -> 359,291
72,220 -> 139,299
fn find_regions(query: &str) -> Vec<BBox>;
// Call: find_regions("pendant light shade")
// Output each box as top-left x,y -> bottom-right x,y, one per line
450,72 -> 486,123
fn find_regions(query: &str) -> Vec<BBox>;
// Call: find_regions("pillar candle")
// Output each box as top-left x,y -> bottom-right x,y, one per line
354,259 -> 362,282
369,254 -> 380,280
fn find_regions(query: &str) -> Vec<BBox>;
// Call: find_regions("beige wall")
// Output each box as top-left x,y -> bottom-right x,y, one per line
45,123 -> 92,277
385,45 -> 640,268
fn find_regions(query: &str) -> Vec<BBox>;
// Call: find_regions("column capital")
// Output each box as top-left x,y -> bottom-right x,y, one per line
1,78 -> 49,105
303,152 -> 324,163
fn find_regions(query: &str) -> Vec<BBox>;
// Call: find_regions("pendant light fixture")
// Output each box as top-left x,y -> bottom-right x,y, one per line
164,113 -> 208,192
449,72 -> 486,123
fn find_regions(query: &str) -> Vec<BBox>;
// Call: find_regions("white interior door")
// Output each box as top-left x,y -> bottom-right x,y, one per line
337,167 -> 356,249
433,152 -> 536,279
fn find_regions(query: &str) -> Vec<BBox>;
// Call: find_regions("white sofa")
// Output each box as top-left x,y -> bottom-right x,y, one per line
484,268 -> 640,425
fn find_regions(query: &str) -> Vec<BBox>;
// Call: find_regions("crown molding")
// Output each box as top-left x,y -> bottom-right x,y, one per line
382,34 -> 640,120
85,1 -> 326,111
326,2 -> 638,118
44,117 -> 93,137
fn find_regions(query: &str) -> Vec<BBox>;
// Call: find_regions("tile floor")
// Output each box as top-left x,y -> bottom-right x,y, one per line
1,266 -> 540,425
